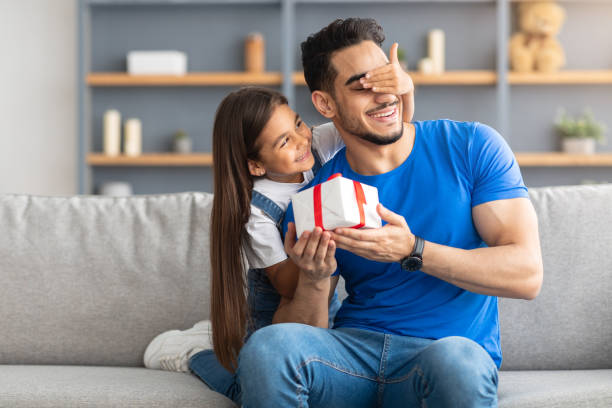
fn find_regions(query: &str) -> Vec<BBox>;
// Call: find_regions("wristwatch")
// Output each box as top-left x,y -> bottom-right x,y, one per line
400,235 -> 424,271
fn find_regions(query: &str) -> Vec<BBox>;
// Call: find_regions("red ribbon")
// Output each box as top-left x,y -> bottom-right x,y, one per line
313,174 -> 367,231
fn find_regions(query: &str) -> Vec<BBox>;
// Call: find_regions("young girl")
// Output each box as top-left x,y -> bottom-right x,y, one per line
144,46 -> 415,403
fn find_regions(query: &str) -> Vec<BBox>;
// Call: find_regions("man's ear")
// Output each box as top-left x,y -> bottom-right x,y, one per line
247,159 -> 266,177
311,91 -> 336,119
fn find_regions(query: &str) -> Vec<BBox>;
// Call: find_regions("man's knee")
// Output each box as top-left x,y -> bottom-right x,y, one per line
428,336 -> 496,374
239,323 -> 313,373
421,336 -> 498,401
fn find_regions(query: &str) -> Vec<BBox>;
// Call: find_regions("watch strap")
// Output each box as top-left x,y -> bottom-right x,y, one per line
411,235 -> 424,258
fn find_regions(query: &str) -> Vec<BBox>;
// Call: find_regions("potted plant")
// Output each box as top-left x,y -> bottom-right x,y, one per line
173,129 -> 192,153
555,108 -> 607,154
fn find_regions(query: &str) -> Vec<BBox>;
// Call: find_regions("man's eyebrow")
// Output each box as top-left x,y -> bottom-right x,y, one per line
272,114 -> 300,147
344,72 -> 367,86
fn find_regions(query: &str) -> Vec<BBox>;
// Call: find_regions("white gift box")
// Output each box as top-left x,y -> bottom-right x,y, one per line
127,51 -> 187,75
291,174 -> 382,238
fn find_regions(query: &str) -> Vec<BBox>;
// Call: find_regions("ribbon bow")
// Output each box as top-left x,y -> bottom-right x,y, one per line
313,173 -> 367,231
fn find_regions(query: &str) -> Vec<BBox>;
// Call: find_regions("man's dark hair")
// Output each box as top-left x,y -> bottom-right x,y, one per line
301,18 -> 385,94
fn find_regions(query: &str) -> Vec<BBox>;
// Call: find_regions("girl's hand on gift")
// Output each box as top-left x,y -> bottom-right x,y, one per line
360,42 -> 414,96
330,203 -> 416,263
284,222 -> 337,282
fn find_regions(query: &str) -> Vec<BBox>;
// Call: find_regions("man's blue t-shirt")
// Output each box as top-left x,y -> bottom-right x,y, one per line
284,119 -> 529,368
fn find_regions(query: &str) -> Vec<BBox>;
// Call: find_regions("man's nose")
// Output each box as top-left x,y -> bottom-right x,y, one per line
374,92 -> 397,105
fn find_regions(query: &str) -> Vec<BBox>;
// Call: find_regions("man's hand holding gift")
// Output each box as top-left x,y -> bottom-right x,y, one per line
330,203 -> 416,264
287,173 -> 415,267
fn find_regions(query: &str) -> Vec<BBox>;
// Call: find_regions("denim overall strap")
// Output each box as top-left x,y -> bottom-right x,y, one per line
248,189 -> 285,337
311,147 -> 323,176
251,190 -> 284,230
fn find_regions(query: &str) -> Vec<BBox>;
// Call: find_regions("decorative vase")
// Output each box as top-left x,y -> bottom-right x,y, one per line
418,57 -> 435,74
99,181 -> 133,196
174,137 -> 192,153
562,138 -> 596,154
245,32 -> 265,73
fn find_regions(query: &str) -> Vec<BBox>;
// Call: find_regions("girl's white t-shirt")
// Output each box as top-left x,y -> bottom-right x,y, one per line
244,122 -> 344,269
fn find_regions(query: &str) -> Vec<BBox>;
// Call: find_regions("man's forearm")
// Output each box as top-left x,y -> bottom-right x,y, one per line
272,272 -> 330,327
421,241 -> 542,300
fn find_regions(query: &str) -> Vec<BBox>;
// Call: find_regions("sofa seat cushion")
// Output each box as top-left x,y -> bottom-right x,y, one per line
498,370 -> 612,407
0,365 -> 235,408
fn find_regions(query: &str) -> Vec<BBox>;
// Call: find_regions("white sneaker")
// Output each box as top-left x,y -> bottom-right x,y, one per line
143,320 -> 213,372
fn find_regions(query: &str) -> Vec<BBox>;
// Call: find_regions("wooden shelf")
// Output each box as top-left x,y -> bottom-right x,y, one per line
87,72 -> 283,86
516,152 -> 612,167
509,70 -> 612,85
87,153 -> 213,166
293,70 -> 497,86
87,71 -> 499,87
88,152 -> 612,168
408,70 -> 497,85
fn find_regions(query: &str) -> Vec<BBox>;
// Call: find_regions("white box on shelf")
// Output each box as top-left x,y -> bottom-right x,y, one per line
291,174 -> 382,238
127,51 -> 187,75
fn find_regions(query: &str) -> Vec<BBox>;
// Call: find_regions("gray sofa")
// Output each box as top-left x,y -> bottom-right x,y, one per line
0,185 -> 611,407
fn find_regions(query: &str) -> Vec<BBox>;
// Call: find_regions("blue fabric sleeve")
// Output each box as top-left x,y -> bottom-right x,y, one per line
469,123 -> 529,207
282,202 -> 295,237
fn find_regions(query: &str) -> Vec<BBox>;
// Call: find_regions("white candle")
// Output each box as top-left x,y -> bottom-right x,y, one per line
418,57 -> 435,74
124,118 -> 142,156
103,109 -> 121,156
428,29 -> 445,73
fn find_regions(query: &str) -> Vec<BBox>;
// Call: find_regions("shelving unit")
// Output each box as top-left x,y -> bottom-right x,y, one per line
78,0 -> 612,194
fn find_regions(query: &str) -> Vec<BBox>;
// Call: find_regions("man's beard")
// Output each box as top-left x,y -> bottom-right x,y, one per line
336,102 -> 404,146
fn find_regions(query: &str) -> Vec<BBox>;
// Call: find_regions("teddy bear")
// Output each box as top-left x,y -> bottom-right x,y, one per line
509,1 -> 566,73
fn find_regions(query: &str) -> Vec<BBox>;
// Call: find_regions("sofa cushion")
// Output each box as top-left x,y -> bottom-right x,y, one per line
0,365 -> 235,408
498,369 -> 612,407
499,185 -> 612,370
0,193 -> 213,367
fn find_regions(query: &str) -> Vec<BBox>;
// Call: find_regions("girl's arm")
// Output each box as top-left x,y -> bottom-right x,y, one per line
270,226 -> 339,327
264,259 -> 299,298
360,42 -> 415,123
265,252 -> 338,302
401,90 -> 414,123
272,275 -> 339,327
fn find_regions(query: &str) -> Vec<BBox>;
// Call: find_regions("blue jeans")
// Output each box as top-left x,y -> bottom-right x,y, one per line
237,324 -> 499,408
189,268 -> 341,403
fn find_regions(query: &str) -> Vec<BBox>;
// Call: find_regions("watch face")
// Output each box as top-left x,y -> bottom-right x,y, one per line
402,256 -> 423,271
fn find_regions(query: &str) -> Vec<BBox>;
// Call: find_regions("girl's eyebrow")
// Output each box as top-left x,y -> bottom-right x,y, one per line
272,114 -> 300,147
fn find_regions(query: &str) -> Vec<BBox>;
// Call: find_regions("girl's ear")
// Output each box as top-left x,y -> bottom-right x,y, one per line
311,91 -> 336,119
247,159 -> 266,177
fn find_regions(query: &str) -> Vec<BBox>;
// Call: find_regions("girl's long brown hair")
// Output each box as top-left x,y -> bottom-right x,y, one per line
210,87 -> 288,372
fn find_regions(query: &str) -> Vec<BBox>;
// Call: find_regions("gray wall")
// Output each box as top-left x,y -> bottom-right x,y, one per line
0,0 -> 77,195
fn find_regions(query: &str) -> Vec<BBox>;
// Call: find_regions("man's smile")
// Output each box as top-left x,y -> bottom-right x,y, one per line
366,102 -> 400,123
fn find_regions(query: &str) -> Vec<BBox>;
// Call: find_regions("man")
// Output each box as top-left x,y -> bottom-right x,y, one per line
237,18 -> 543,407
